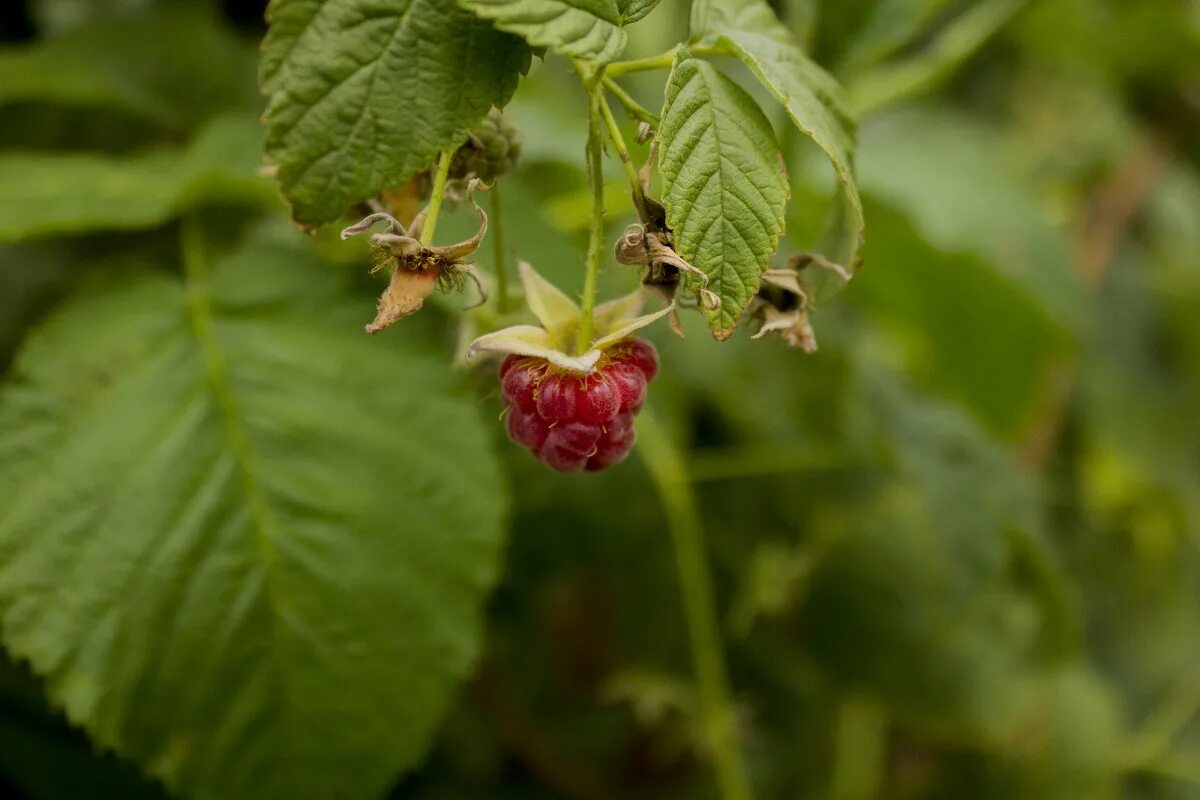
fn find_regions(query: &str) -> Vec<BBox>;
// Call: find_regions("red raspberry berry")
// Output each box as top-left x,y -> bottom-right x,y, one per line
498,338 -> 657,473
604,362 -> 647,412
615,338 -> 658,381
587,412 -> 637,471
505,406 -> 549,449
574,373 -> 620,424
502,361 -> 539,413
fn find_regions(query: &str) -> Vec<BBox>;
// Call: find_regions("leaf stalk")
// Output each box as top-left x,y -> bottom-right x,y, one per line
419,147 -> 455,247
602,76 -> 660,126
598,94 -> 649,223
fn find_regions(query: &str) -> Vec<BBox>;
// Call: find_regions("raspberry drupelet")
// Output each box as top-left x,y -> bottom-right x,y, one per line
499,338 -> 658,472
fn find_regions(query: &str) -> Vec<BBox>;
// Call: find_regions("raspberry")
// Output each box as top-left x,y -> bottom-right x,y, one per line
616,338 -> 659,381
498,338 -> 657,472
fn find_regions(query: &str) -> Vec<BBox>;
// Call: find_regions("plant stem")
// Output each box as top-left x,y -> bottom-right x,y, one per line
607,47 -> 678,77
490,183 -> 510,314
419,147 -> 455,247
574,66 -> 606,356
607,42 -> 723,76
602,76 -> 660,127
636,412 -> 754,800
599,94 -> 649,222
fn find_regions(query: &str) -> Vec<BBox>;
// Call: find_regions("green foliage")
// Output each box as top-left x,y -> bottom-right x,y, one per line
261,0 -> 529,225
0,4 -> 259,130
691,0 -> 864,276
0,115 -> 272,243
2,1 -> 1200,799
458,0 -> 626,61
0,225 -> 507,800
657,57 -> 788,336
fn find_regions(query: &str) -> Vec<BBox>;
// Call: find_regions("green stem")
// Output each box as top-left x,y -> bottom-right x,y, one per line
602,76 -> 660,127
636,412 -> 754,800
599,94 -> 649,222
419,147 -> 455,247
607,42 -> 723,77
490,183 -> 510,314
574,67 -> 606,356
607,47 -> 678,77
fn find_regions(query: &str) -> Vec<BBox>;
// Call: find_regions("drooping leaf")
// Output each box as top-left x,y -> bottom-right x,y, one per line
689,0 -> 864,282
619,0 -> 662,24
858,106 -> 1084,331
0,224 -> 508,800
261,0 -> 529,226
0,114 -> 273,244
847,0 -> 1030,116
459,0 -> 625,61
0,4 -> 259,130
656,57 -> 788,338
851,200 -> 1070,437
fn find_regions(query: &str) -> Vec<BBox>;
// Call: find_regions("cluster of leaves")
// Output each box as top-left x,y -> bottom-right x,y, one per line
1,1 -> 1200,800
258,0 -> 862,340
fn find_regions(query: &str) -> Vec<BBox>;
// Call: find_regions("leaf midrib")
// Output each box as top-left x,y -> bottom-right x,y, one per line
180,219 -> 293,750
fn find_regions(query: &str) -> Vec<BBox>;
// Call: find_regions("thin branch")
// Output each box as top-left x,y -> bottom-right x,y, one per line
602,76 -> 660,127
636,412 -> 754,800
599,93 -> 649,222
574,64 -> 606,356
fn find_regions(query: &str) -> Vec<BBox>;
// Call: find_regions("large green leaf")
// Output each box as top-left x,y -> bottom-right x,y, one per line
656,57 -> 788,338
0,224 -> 508,799
689,0 -> 863,280
858,106 -> 1084,331
0,115 -> 273,244
262,0 -> 529,226
803,370 -> 1063,741
459,0 -> 625,61
0,4 -> 259,130
851,200 -> 1070,437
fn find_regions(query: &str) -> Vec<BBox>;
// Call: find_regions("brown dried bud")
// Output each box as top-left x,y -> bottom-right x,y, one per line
343,180 -> 491,334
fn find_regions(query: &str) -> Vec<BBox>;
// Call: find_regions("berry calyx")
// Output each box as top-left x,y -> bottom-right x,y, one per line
498,338 -> 659,472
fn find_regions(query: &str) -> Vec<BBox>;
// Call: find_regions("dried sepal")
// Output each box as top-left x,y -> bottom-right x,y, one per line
342,180 -> 491,334
367,267 -> 439,334
749,305 -> 817,352
615,222 -> 720,327
747,264 -> 820,352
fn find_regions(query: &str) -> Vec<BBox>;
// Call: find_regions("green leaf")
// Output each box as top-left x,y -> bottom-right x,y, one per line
656,57 -> 788,338
851,200 -> 1070,437
858,106 -> 1084,331
0,4 -> 260,130
803,371 -> 1060,740
0,114 -> 273,244
619,0 -> 662,24
262,0 -> 529,226
459,0 -> 625,61
0,224 -> 508,800
690,0 -> 864,282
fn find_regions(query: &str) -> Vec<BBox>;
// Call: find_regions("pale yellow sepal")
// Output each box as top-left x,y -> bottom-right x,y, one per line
467,262 -> 672,374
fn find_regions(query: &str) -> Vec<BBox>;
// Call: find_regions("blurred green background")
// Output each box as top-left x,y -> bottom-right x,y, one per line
1,0 -> 1199,798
